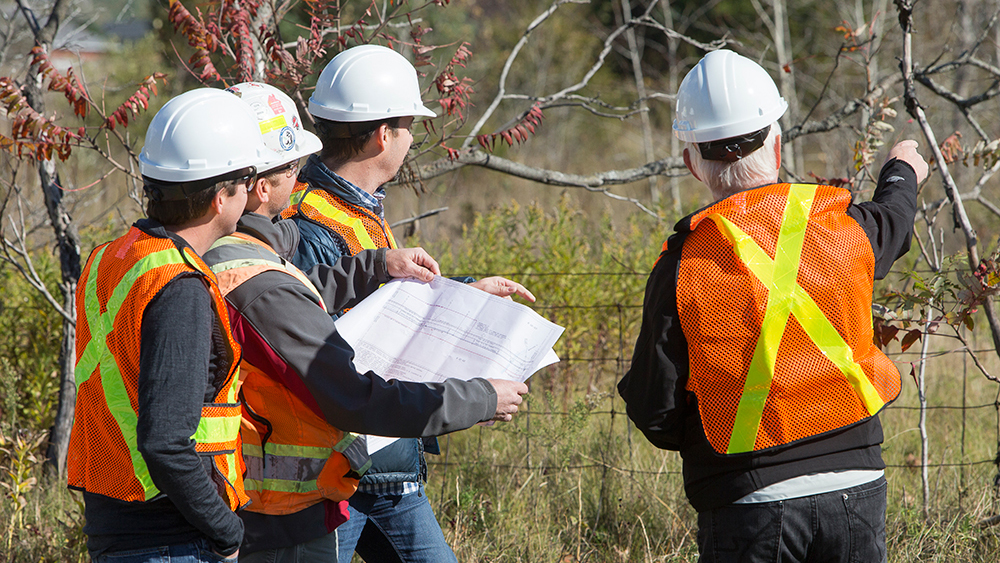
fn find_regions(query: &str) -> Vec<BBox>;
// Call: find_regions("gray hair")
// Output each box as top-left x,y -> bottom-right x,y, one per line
687,122 -> 781,201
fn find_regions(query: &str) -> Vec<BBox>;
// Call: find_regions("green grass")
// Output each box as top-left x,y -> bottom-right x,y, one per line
5,202 -> 1000,562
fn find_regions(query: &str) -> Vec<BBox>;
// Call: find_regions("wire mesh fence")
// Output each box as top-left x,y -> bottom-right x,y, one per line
427,268 -> 1000,527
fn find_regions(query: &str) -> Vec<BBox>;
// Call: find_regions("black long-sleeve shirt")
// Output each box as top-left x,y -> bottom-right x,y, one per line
618,159 -> 919,512
83,223 -> 243,557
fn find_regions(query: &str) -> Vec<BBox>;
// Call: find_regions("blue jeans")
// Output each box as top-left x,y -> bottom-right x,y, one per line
238,530 -> 338,563
92,538 -> 236,563
696,476 -> 887,563
337,487 -> 456,563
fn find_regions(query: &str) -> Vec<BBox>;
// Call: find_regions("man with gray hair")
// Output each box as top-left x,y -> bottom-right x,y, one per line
619,49 -> 928,562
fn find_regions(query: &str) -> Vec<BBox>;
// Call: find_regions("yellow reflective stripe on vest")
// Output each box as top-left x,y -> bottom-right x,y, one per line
244,477 -> 319,494
707,184 -> 885,454
241,434 -> 365,464
301,191 -> 379,249
242,441 -> 327,494
222,451 -> 241,493
243,442 -> 332,460
192,408 -> 242,450
76,245 -> 189,499
384,226 -> 397,250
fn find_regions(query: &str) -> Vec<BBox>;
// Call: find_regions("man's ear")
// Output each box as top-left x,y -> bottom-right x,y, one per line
374,123 -> 391,152
253,177 -> 271,204
683,148 -> 701,182
774,135 -> 781,171
209,187 -> 228,216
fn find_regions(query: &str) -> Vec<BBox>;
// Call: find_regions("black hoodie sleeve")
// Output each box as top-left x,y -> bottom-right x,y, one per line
846,158 -> 919,279
617,235 -> 690,451
136,276 -> 243,555
304,248 -> 390,314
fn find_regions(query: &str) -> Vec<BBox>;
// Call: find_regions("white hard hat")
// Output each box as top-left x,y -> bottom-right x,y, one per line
673,49 -> 787,143
140,88 -> 276,183
226,82 -> 322,172
309,45 -> 437,123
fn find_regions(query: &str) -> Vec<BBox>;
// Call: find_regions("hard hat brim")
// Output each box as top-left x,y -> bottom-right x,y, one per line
673,100 -> 787,143
258,129 -> 323,171
308,99 -> 437,122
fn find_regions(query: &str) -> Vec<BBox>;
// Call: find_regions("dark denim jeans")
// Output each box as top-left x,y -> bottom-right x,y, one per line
697,476 -> 887,563
91,538 -> 236,563
238,530 -> 338,563
337,486 -> 457,563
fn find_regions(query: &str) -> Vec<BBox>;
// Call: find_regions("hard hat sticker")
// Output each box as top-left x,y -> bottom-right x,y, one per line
278,127 -> 295,151
268,94 -> 285,115
259,115 -> 289,134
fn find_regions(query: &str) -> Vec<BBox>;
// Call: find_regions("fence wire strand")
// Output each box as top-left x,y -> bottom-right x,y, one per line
433,269 -> 1000,516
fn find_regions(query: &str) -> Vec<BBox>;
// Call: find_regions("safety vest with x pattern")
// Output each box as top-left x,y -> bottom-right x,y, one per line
280,181 -> 397,254
206,232 -> 371,516
676,183 -> 900,456
67,227 -> 248,510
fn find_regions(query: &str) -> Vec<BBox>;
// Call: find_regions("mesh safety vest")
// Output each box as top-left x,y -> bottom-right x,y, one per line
67,227 -> 248,510
676,183 -> 900,455
206,232 -> 371,516
280,181 -> 398,254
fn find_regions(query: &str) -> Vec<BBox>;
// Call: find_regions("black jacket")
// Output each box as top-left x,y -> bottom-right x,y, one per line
618,159 -> 918,512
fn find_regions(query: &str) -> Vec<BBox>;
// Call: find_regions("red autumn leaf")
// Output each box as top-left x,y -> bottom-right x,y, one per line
939,132 -> 963,164
900,329 -> 922,353
879,324 -> 899,347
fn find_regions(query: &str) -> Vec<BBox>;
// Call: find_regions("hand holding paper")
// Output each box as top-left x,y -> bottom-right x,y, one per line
384,247 -> 441,281
487,379 -> 528,422
335,276 -> 564,454
336,276 -> 564,384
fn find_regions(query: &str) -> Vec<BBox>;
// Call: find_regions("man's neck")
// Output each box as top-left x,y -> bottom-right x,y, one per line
321,156 -> 382,195
244,200 -> 278,220
165,220 -> 221,256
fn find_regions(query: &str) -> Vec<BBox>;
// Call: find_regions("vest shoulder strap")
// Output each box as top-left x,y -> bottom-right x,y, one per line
208,233 -> 326,311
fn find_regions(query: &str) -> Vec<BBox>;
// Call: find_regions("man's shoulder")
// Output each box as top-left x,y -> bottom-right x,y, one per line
223,267 -> 320,314
294,217 -> 344,246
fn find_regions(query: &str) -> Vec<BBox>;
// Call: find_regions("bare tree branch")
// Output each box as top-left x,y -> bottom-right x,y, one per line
785,75 -> 897,142
390,207 -> 449,229
414,149 -> 686,218
463,0 -> 587,147
618,0 -> 659,202
952,326 -> 997,382
914,72 -> 1000,110
895,0 -> 1000,370
0,190 -> 74,323
633,13 -> 733,51
280,18 -> 421,50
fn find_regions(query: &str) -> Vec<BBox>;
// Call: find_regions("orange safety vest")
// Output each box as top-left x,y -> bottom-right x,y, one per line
676,183 -> 900,455
67,227 -> 248,511
280,181 -> 398,254
206,232 -> 370,516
